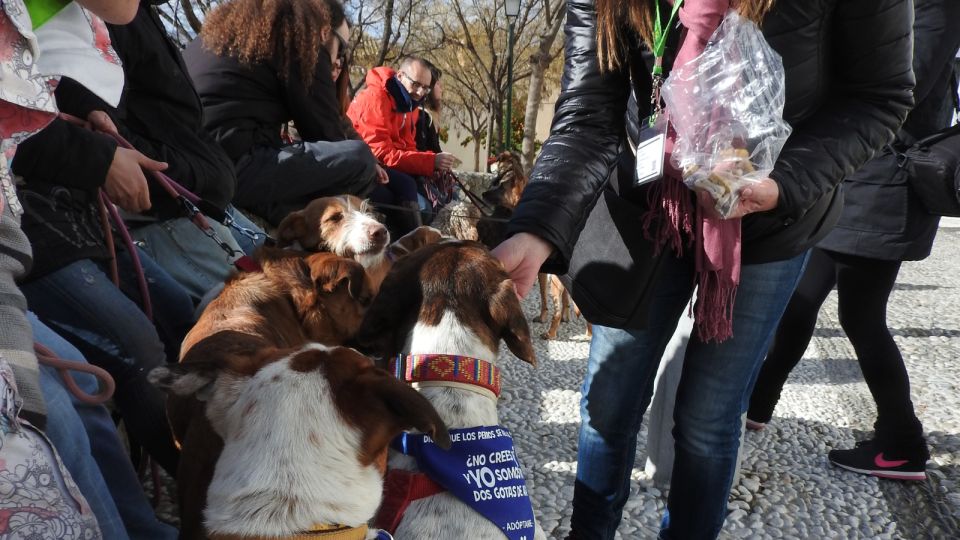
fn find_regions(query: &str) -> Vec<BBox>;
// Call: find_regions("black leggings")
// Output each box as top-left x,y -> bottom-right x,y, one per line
748,248 -> 924,448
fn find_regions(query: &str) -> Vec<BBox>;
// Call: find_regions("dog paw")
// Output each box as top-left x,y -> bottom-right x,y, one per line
540,331 -> 557,340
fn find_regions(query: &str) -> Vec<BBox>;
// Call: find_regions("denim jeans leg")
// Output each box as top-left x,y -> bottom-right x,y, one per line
112,246 -> 196,363
32,314 -> 178,540
661,252 -> 808,540
21,259 -> 181,475
571,253 -> 695,539
130,218 -> 241,305
33,316 -> 131,540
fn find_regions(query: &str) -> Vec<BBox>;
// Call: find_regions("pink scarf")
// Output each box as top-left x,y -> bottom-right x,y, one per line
643,0 -> 740,343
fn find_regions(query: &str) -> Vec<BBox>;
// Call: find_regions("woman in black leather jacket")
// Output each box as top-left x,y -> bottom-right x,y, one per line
493,0 -> 914,538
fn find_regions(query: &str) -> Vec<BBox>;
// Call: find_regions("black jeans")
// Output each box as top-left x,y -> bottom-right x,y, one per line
234,140 -> 377,226
747,248 -> 924,449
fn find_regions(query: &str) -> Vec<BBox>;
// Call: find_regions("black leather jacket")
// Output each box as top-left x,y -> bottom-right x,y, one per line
508,0 -> 915,269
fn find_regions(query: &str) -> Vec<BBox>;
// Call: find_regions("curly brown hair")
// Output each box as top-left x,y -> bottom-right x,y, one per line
595,0 -> 776,72
201,0 -> 338,88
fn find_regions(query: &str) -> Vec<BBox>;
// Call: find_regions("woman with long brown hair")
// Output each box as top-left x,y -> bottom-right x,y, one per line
184,0 -> 379,226
492,0 -> 915,537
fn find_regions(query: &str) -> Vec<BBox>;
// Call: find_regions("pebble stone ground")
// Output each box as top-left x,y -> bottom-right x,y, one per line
498,223 -> 960,539
150,222 -> 960,539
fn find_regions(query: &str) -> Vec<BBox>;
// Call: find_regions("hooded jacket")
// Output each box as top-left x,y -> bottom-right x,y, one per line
347,67 -> 436,177
817,0 -> 960,262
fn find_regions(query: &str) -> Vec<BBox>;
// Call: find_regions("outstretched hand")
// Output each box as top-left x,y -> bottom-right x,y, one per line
699,177 -> 780,220
491,232 -> 554,299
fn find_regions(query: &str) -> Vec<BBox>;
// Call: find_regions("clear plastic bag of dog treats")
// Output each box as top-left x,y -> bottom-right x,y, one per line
661,9 -> 792,218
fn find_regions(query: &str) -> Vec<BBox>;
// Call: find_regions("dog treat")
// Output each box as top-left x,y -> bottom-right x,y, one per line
685,147 -> 758,217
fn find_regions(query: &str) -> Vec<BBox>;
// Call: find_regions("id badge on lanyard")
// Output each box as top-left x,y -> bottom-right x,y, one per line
635,0 -> 683,187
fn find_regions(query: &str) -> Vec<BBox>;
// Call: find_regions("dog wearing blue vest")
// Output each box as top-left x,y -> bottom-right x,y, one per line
356,240 -> 546,540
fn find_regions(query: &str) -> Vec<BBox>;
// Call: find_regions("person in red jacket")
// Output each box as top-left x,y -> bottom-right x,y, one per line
348,57 -> 457,228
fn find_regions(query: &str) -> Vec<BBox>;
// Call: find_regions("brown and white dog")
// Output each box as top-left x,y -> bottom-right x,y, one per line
171,249 -> 374,539
151,331 -> 450,540
536,274 -> 593,341
357,241 -> 546,540
275,194 -> 443,291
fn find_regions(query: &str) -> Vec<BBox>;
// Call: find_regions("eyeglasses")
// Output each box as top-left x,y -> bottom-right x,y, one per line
399,71 -> 432,95
333,32 -> 350,70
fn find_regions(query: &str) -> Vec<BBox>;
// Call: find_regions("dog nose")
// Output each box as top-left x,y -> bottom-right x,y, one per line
369,224 -> 388,243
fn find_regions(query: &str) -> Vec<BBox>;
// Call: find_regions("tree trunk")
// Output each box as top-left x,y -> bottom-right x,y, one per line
375,0 -> 395,67
520,54 -> 547,173
473,136 -> 482,172
486,101 -> 497,160
520,1 -> 566,172
179,0 -> 204,36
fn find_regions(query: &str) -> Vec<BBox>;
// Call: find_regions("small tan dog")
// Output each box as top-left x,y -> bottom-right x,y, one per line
275,195 -> 443,291
536,274 -> 592,340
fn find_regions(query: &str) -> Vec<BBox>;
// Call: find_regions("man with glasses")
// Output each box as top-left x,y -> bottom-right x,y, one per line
348,56 -> 458,231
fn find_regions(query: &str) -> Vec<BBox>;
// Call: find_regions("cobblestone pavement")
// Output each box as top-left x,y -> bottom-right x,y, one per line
498,225 -> 960,539
151,225 -> 960,539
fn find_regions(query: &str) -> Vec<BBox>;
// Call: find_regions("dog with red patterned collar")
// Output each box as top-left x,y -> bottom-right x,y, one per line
356,241 -> 546,540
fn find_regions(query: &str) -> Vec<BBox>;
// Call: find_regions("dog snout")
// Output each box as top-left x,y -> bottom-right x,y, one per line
482,186 -> 504,206
368,223 -> 388,244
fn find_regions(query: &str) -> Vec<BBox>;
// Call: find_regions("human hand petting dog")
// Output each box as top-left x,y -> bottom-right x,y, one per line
104,147 -> 166,213
492,232 -> 554,299
698,177 -> 780,220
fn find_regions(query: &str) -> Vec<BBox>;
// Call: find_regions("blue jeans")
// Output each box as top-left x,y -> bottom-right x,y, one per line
21,249 -> 193,474
132,216 -> 243,304
33,314 -> 177,540
571,250 -> 808,540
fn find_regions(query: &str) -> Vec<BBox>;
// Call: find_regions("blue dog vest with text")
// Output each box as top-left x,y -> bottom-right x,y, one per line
393,426 -> 536,540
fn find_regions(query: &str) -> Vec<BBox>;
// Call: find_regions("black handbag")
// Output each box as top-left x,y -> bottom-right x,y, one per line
897,122 -> 960,217
555,155 -> 670,330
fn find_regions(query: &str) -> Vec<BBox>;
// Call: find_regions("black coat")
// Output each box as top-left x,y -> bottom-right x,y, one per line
818,0 -> 960,262
507,0 -> 915,272
183,35 -> 347,163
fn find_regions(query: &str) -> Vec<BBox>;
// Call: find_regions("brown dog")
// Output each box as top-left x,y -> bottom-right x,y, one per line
170,249 -> 374,539
356,241 -> 546,539
275,195 -> 443,291
152,331 -> 449,540
536,274 -> 592,340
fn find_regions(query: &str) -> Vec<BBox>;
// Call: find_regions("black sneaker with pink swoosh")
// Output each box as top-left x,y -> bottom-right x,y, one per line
828,439 -> 929,481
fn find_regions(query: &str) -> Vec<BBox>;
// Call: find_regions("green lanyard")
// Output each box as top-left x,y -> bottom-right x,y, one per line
25,0 -> 72,29
649,0 -> 683,125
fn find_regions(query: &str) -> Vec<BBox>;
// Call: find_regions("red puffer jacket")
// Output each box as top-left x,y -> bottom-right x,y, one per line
348,67 -> 436,176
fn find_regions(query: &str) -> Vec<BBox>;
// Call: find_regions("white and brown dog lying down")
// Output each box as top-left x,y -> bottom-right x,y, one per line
356,240 -> 547,540
169,249 -> 377,539
151,330 -> 450,540
275,194 -> 443,292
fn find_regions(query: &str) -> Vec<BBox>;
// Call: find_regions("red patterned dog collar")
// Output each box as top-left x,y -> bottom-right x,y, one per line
390,354 -> 502,398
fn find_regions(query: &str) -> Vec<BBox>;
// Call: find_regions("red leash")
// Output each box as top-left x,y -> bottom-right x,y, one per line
34,343 -> 116,405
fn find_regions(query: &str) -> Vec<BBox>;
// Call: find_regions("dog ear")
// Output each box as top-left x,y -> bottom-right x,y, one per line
358,368 -> 452,450
148,362 -> 221,401
275,211 -> 308,248
307,254 -> 370,301
488,279 -> 537,366
355,263 -> 422,357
